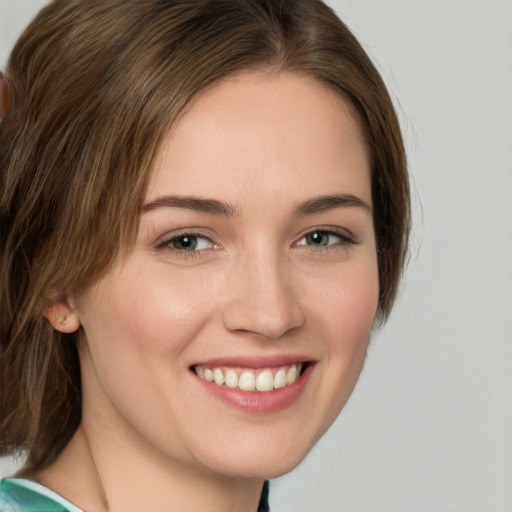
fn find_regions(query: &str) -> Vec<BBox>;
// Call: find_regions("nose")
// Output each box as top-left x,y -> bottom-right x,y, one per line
222,248 -> 305,340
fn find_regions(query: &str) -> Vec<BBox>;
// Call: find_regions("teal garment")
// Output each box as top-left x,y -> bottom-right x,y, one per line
0,479 -> 82,512
258,480 -> 270,512
0,478 -> 271,512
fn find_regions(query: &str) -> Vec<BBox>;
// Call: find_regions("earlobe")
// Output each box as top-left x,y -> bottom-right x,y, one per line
43,298 -> 81,333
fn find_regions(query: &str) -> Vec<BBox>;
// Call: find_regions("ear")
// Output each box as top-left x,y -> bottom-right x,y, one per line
43,297 -> 81,333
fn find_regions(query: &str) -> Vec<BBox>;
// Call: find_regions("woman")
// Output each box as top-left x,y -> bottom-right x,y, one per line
0,0 -> 410,510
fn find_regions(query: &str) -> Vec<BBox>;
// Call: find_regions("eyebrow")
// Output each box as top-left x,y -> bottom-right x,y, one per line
142,193 -> 371,217
142,195 -> 240,217
294,194 -> 372,216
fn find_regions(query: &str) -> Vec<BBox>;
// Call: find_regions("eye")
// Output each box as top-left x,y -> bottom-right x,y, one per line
171,234 -> 211,251
303,231 -> 333,247
296,229 -> 355,248
157,233 -> 216,252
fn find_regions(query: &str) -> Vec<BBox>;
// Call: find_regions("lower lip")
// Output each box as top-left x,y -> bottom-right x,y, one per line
192,365 -> 314,414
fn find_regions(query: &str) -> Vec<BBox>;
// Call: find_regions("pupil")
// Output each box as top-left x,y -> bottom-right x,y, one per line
175,235 -> 197,250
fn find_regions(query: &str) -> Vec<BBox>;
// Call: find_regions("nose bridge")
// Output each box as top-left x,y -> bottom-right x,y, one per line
222,243 -> 304,339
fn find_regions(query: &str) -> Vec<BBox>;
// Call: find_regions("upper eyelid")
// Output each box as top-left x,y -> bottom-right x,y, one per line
154,233 -> 217,255
155,228 -> 215,244
294,226 -> 356,243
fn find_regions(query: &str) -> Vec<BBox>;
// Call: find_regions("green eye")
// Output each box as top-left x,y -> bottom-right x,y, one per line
172,235 -> 198,251
297,229 -> 355,249
156,232 -> 216,255
305,231 -> 331,246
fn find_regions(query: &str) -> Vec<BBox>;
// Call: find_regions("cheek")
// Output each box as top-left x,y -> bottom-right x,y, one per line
75,270 -> 220,422
129,266 -> 226,358
292,256 -> 379,445
336,275 -> 378,345
313,256 -> 378,383
76,267 -> 220,433
307,256 -> 379,346
334,269 -> 378,368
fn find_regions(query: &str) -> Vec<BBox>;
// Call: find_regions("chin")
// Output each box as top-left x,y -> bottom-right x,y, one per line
194,425 -> 325,480
212,450 -> 309,480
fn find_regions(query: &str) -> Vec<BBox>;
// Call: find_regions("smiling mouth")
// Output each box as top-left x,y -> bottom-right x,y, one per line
193,363 -> 308,392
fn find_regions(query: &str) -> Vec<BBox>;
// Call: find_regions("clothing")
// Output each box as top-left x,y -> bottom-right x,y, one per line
0,479 -> 82,512
0,478 -> 270,512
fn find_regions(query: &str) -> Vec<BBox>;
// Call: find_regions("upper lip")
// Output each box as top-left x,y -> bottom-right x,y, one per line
191,354 -> 315,369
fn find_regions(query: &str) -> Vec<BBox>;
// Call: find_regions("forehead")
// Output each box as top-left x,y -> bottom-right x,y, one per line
147,70 -> 370,209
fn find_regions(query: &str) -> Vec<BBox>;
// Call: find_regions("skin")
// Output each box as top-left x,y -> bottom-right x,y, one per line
41,70 -> 379,512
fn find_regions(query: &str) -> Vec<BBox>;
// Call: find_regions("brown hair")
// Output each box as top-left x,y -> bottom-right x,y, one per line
0,0 -> 410,474
0,72 -> 15,123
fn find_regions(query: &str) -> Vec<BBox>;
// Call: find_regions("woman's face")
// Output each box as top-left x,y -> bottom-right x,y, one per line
74,71 -> 378,479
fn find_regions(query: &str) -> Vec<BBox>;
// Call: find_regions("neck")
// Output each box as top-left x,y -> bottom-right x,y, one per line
36,425 -> 264,512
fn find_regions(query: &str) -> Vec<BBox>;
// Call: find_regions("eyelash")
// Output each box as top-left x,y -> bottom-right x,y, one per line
155,228 -> 357,259
155,230 -> 218,259
295,229 -> 357,250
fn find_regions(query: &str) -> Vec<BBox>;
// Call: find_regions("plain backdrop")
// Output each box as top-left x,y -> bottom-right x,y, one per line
1,1 -> 511,511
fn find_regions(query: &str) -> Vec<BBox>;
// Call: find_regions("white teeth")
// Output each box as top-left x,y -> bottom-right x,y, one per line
195,363 -> 304,392
196,366 -> 205,379
256,369 -> 274,392
225,369 -> 239,388
238,371 -> 256,391
286,364 -> 299,385
213,368 -> 225,386
273,368 -> 287,389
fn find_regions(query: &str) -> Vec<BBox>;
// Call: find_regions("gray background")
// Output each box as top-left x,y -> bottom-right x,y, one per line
1,1 -> 511,511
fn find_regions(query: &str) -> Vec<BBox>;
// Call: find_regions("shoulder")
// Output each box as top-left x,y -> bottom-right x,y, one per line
0,478 -> 83,512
